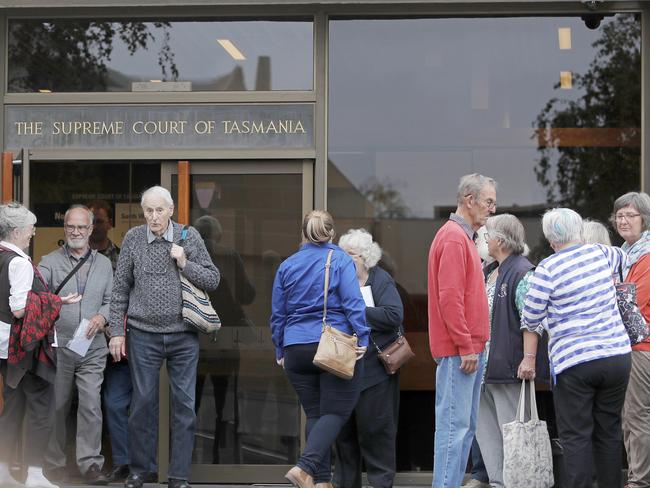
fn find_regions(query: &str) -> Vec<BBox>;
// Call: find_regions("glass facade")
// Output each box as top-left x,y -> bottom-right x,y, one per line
328,14 -> 641,470
8,19 -> 313,92
171,171 -> 303,466
0,5 -> 645,483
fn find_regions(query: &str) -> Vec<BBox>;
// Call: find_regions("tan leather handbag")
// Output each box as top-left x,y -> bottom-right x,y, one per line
312,250 -> 358,380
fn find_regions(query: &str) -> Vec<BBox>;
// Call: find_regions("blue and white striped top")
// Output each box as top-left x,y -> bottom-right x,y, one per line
522,243 -> 631,376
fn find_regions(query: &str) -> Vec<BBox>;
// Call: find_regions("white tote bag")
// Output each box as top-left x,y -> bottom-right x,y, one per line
502,380 -> 554,488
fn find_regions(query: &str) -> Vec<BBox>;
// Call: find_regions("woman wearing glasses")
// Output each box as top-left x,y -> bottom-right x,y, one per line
612,192 -> 650,488
475,214 -> 548,488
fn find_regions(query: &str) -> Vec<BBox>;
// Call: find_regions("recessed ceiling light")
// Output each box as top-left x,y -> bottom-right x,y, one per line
217,39 -> 246,60
558,28 -> 572,50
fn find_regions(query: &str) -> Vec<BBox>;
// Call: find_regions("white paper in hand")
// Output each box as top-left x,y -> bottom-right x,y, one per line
360,286 -> 375,307
66,319 -> 93,357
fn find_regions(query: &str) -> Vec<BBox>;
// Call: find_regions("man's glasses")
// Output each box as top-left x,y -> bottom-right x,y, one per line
64,224 -> 91,233
466,194 -> 497,210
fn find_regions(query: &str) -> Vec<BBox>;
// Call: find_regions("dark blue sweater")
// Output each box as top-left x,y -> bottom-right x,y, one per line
363,265 -> 404,390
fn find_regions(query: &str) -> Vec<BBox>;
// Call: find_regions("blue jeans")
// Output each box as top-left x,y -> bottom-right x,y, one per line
127,327 -> 199,480
432,352 -> 485,488
103,360 -> 159,472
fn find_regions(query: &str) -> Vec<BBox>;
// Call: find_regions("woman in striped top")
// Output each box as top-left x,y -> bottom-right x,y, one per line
518,208 -> 632,488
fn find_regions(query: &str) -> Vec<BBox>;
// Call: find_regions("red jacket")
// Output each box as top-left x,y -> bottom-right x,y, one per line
627,254 -> 650,352
428,220 -> 489,358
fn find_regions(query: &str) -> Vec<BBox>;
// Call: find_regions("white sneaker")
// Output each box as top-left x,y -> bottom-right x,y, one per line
0,462 -> 23,487
462,479 -> 491,488
24,467 -> 58,488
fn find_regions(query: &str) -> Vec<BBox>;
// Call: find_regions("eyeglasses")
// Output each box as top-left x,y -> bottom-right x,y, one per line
466,194 -> 497,210
64,224 -> 91,233
614,213 -> 641,222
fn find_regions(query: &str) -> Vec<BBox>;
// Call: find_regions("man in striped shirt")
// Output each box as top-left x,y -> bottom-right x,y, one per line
519,208 -> 631,488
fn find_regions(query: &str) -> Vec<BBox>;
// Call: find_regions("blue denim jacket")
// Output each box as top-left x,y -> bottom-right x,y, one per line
270,242 -> 369,360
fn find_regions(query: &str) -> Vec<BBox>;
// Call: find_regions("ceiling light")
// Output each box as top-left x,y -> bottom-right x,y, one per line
560,71 -> 572,89
558,28 -> 572,50
217,39 -> 246,60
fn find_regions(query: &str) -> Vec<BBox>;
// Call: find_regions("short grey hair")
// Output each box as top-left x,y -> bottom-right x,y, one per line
611,192 -> 650,231
194,215 -> 223,243
457,173 -> 498,205
338,228 -> 382,269
64,204 -> 94,225
582,219 -> 611,246
0,202 -> 36,240
485,214 -> 526,255
542,208 -> 583,246
141,186 -> 174,207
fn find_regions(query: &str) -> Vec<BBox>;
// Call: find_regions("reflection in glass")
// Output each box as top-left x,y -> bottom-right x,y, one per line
9,20 -> 313,92
328,14 -> 640,471
173,173 -> 302,465
30,160 -> 160,258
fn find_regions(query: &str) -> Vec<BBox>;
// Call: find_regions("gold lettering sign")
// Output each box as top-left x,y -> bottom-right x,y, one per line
6,105 -> 314,150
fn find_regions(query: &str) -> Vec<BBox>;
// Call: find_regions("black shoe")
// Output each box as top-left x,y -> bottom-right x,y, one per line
44,466 -> 67,483
107,465 -> 130,483
168,479 -> 191,488
144,471 -> 158,483
84,464 -> 109,485
124,473 -> 145,488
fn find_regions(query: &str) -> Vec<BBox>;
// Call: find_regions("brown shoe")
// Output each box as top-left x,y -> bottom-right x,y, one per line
285,466 -> 315,488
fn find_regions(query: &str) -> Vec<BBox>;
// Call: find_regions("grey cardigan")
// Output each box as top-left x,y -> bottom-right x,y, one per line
38,247 -> 113,351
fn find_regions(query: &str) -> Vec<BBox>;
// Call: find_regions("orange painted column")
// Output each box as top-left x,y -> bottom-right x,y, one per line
177,160 -> 190,225
1,152 -> 13,203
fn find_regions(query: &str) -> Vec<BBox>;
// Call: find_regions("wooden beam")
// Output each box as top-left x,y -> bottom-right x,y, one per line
177,160 -> 190,225
1,152 -> 13,203
536,127 -> 641,148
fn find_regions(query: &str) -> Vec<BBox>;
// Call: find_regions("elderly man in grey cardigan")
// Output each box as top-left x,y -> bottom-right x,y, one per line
108,186 -> 219,488
40,205 -> 113,486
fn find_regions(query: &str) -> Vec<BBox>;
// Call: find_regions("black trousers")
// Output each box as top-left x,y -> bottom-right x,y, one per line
553,353 -> 631,488
0,360 -> 53,466
284,343 -> 363,484
333,373 -> 399,488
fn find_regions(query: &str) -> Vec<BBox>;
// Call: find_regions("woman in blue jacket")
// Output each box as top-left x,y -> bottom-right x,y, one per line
270,210 -> 369,488
333,229 -> 404,488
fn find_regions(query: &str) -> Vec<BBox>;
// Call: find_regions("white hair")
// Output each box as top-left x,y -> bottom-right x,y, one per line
64,204 -> 94,225
338,228 -> 382,269
485,214 -> 526,255
582,219 -> 611,246
0,202 -> 36,240
141,186 -> 173,207
457,173 -> 498,206
542,208 -> 583,246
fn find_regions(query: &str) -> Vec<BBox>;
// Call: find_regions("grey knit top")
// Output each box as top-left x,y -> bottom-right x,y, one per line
108,221 -> 220,336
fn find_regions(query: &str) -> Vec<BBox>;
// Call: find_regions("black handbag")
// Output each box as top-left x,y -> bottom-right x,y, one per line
615,264 -> 650,345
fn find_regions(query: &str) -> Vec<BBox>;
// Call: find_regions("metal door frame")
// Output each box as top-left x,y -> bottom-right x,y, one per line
160,159 -> 313,484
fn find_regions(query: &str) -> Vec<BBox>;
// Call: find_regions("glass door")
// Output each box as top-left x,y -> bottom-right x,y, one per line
161,160 -> 313,484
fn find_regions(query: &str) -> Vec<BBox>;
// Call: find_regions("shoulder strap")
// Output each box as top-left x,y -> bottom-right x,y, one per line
322,250 -> 334,326
179,224 -> 189,243
54,249 -> 92,295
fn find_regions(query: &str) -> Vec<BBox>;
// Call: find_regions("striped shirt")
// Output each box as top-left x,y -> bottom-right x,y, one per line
522,243 -> 631,376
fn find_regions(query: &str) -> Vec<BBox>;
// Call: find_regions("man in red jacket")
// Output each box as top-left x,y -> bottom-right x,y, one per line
428,173 -> 496,488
